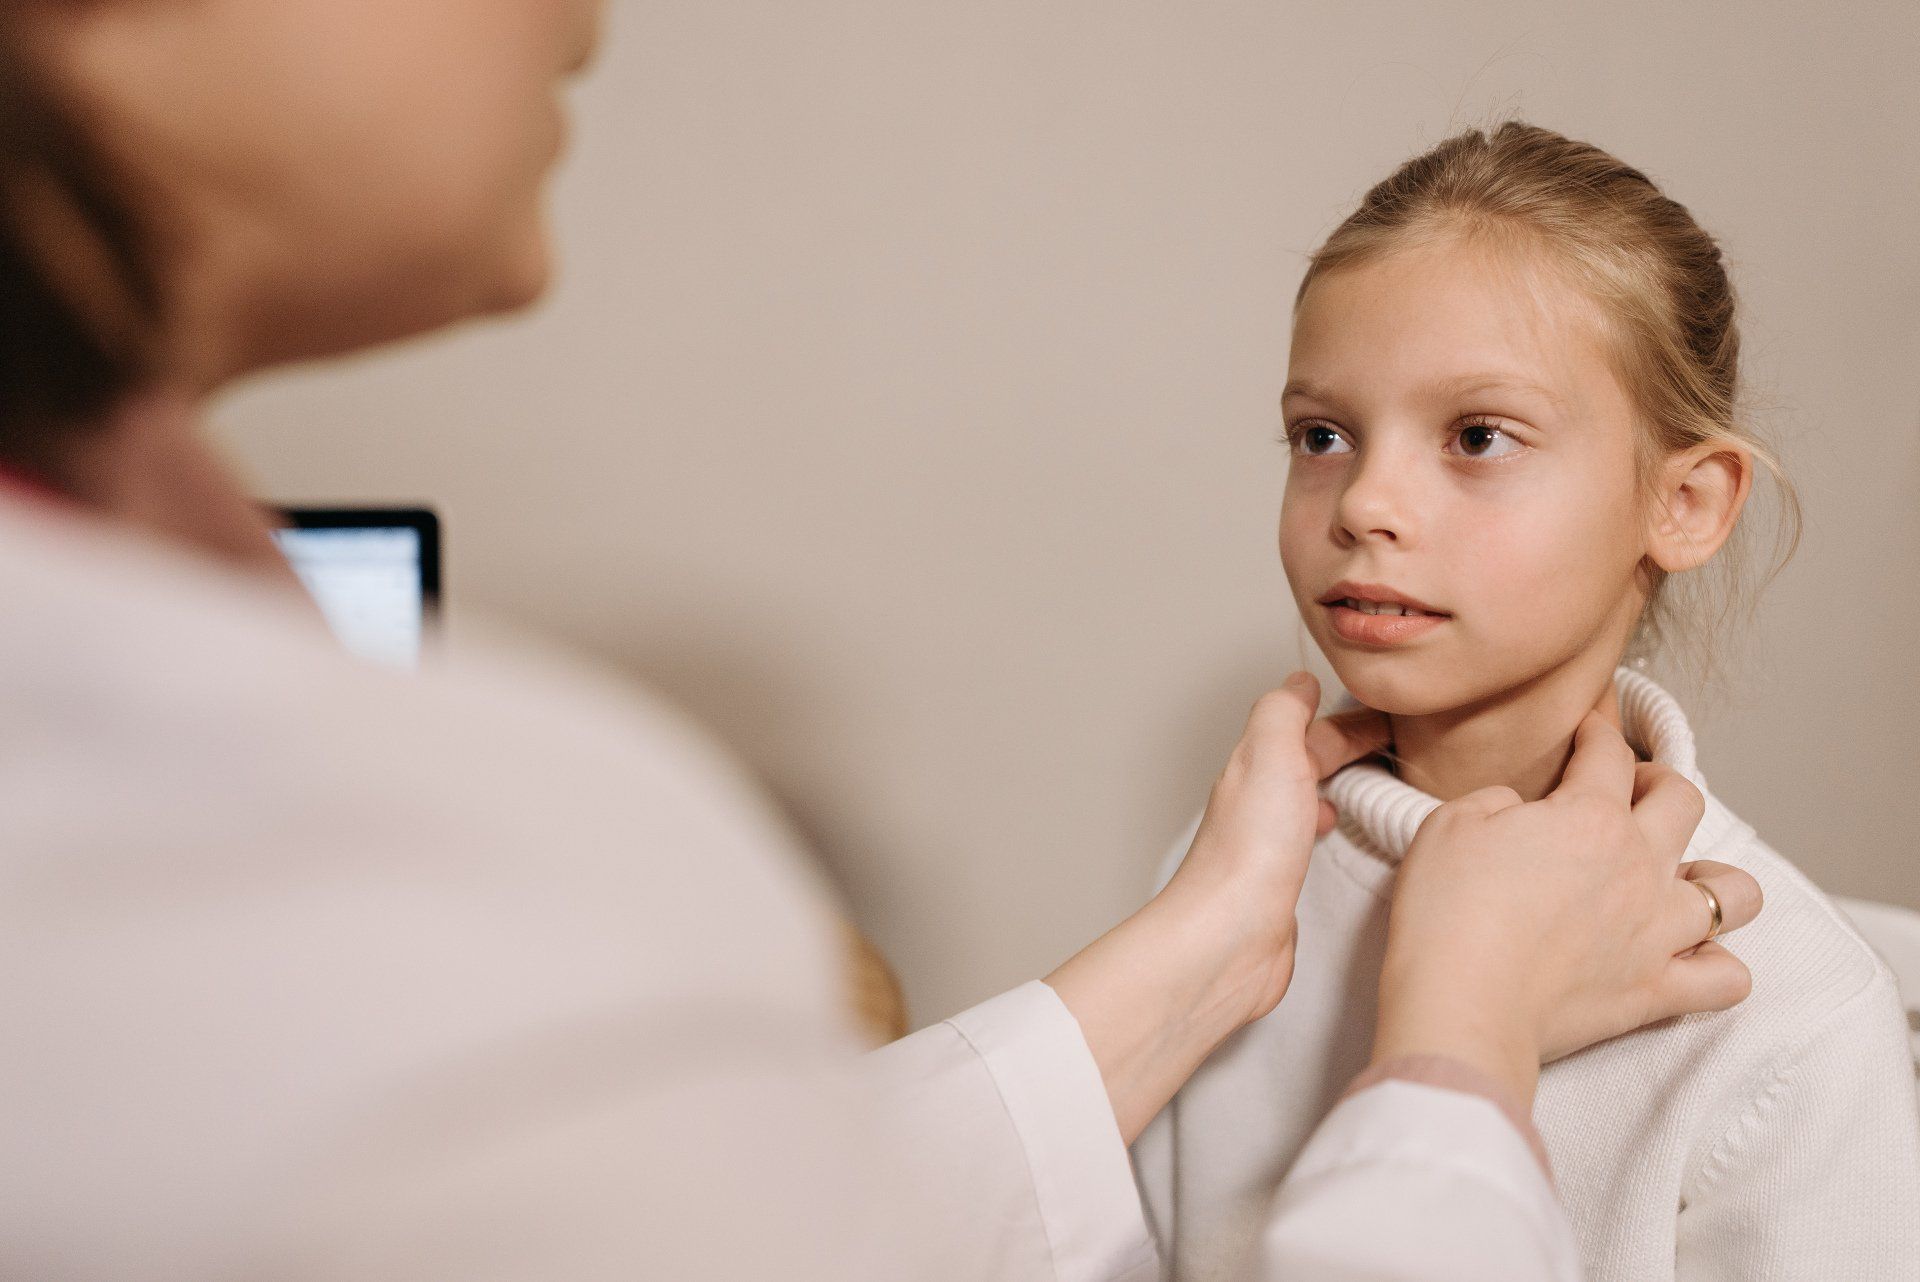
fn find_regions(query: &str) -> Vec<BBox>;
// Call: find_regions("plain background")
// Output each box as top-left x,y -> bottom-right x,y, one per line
217,0 -> 1920,1025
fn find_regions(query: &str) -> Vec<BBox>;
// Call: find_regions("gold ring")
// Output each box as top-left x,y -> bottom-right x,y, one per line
1693,878 -> 1724,944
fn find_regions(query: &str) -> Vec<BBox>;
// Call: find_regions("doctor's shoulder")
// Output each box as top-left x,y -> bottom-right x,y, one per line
0,498 -> 850,1022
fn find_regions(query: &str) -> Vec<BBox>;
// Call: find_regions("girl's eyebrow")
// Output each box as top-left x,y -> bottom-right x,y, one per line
1432,372 -> 1567,410
1280,378 -> 1342,405
1281,373 -> 1566,412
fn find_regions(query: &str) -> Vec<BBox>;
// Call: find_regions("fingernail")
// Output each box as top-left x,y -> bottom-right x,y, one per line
1284,670 -> 1313,690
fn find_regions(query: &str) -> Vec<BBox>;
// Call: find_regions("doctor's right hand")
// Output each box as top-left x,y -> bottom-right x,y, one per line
1371,712 -> 1763,1112
1158,671 -> 1391,1025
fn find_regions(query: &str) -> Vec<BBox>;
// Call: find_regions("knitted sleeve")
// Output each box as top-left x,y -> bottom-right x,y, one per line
1675,969 -> 1920,1280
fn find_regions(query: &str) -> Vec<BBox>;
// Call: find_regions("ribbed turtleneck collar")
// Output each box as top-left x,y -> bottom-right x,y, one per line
1321,667 -> 1708,866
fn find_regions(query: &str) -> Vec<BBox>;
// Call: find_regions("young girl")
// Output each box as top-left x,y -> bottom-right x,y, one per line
1133,123 -> 1920,1281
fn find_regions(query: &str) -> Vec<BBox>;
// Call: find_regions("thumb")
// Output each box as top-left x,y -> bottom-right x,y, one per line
1436,783 -> 1526,821
1234,673 -> 1321,766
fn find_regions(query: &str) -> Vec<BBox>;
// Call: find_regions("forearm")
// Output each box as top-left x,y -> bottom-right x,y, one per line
1044,876 -> 1275,1145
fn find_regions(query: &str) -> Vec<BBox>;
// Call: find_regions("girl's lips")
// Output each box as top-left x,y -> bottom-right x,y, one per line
1325,603 -> 1449,646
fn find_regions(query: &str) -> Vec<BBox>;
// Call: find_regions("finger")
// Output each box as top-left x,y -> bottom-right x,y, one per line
1629,765 -> 1706,864
1678,860 -> 1763,937
1305,705 -> 1392,780
1434,783 -> 1525,821
1553,711 -> 1636,803
1663,873 -> 1723,957
1650,942 -> 1753,1020
1227,675 -> 1321,779
1316,798 -> 1337,838
1589,677 -> 1624,730
1243,672 -> 1319,741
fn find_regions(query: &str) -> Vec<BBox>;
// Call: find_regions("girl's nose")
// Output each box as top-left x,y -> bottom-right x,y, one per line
1333,450 -> 1416,548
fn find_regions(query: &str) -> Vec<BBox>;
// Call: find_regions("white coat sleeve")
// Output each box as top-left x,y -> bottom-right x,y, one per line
1259,1078 -> 1585,1282
867,981 -> 1161,1282
262,980 -> 1165,1282
257,983 -> 1158,1282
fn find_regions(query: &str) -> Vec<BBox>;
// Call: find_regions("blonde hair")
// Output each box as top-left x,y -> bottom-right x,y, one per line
1297,122 -> 1799,683
839,919 -> 908,1046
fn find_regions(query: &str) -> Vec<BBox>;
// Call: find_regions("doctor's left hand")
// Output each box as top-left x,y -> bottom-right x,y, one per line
1046,671 -> 1389,1143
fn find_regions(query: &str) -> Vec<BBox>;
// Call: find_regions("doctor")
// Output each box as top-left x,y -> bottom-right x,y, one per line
0,2 -> 1761,1279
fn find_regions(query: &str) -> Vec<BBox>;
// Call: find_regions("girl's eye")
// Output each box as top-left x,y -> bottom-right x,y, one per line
1290,424 -> 1353,457
1447,418 -> 1524,460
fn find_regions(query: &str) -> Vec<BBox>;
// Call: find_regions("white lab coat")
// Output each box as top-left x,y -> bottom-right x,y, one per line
0,493 -> 1579,1280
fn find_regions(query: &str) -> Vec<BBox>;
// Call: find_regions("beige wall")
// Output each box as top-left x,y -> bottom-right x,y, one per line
218,0 -> 1920,1025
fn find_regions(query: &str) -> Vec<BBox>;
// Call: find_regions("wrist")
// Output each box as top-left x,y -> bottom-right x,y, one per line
1371,973 -> 1540,1112
1045,877 -> 1292,1144
1152,865 -> 1296,1031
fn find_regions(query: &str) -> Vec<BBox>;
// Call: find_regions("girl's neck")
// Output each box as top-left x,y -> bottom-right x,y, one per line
44,383 -> 306,593
1386,656 -> 1627,803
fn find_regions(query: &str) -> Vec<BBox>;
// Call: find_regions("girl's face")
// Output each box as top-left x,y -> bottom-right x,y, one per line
39,0 -> 607,376
1279,236 -> 1653,716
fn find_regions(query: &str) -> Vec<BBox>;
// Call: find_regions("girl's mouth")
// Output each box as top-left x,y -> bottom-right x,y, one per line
1324,601 -> 1450,646
1317,584 -> 1451,646
1326,597 -> 1447,617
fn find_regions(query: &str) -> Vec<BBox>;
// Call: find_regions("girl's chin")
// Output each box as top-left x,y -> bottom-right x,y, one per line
1324,656 -> 1481,719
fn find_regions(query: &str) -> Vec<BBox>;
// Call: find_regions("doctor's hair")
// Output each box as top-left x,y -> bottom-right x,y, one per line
0,17 -> 160,482
1296,122 -> 1801,689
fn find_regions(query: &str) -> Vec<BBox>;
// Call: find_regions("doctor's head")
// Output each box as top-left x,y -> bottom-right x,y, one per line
1277,122 -> 1795,718
2,0 -> 605,448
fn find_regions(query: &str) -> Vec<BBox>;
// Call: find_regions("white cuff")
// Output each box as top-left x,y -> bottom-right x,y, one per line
945,981 -> 1159,1282
1271,1079 -> 1582,1282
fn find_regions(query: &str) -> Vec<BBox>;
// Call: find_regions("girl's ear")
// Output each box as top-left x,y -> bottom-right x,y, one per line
1646,442 -> 1753,573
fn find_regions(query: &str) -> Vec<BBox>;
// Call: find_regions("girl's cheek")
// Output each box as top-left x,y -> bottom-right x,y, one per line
1478,498 -> 1638,634
1278,489 -> 1341,591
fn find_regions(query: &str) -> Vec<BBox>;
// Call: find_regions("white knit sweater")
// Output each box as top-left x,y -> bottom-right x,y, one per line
1133,669 -> 1920,1281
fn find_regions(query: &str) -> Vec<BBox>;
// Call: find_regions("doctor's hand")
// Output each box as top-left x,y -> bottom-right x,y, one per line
1158,671 -> 1390,1023
1046,671 -> 1388,1144
1370,712 -> 1763,1113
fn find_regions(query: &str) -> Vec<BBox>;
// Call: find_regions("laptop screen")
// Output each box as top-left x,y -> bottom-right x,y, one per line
273,508 -> 440,668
